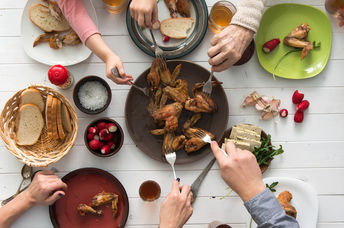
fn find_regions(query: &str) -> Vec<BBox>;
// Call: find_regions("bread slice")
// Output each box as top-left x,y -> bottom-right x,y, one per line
20,88 -> 44,113
45,94 -> 54,139
61,103 -> 72,133
51,98 -> 59,140
160,18 -> 195,39
56,99 -> 65,140
16,104 -> 44,146
29,3 -> 71,33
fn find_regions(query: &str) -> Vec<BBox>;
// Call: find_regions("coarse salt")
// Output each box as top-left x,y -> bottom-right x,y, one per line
78,81 -> 108,110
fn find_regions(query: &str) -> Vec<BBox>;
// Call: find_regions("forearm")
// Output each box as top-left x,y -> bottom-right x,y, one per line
0,191 -> 34,228
231,0 -> 267,33
244,189 -> 299,228
85,34 -> 115,63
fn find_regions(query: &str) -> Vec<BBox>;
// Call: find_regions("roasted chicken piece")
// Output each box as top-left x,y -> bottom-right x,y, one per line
62,30 -> 81,45
150,58 -> 173,86
182,113 -> 201,130
284,23 -> 313,60
163,79 -> 189,104
172,135 -> 186,151
171,64 -> 181,82
33,33 -> 53,47
40,0 -> 63,21
111,195 -> 119,218
177,0 -> 191,17
185,82 -> 221,113
277,191 -> 297,218
91,192 -> 117,207
77,204 -> 102,216
164,0 -> 178,18
152,102 -> 183,132
49,33 -> 63,49
184,128 -> 215,153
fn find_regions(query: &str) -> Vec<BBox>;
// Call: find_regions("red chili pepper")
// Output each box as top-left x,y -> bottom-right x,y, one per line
292,90 -> 304,104
297,100 -> 310,111
262,38 -> 280,53
294,110 -> 304,123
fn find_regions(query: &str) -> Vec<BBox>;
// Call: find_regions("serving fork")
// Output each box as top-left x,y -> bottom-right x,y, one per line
202,71 -> 214,96
149,29 -> 167,71
164,146 -> 177,180
193,129 -> 228,157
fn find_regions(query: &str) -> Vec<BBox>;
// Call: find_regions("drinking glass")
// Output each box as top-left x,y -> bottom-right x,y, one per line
103,0 -> 128,14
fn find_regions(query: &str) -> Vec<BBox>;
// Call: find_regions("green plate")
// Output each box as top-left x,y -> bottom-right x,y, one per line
256,4 -> 332,79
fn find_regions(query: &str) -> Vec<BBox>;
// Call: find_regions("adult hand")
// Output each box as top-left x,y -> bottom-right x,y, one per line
24,170 -> 67,206
105,53 -> 133,85
130,0 -> 158,28
211,141 -> 266,202
208,24 -> 254,72
159,180 -> 193,228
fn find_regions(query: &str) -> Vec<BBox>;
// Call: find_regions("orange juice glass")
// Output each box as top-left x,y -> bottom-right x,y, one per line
208,1 -> 236,33
103,0 -> 128,14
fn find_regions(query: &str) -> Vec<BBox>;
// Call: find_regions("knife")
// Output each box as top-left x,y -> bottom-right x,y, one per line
190,157 -> 216,203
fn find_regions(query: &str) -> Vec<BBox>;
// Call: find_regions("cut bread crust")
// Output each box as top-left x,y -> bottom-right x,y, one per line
15,104 -> 44,146
61,104 -> 72,133
20,88 -> 44,113
51,98 -> 59,140
46,94 -> 54,139
160,18 -> 195,39
29,3 -> 71,33
56,99 -> 66,140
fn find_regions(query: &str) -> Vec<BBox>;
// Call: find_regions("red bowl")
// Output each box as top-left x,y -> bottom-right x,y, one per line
84,118 -> 124,157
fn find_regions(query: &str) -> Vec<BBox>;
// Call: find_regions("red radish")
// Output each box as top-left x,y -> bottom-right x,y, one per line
96,122 -> 107,130
94,135 -> 100,141
101,133 -> 114,142
100,145 -> 111,154
89,139 -> 102,150
163,35 -> 170,42
106,123 -> 117,133
87,133 -> 95,140
292,90 -> 304,104
107,141 -> 116,150
88,126 -> 98,134
48,65 -> 69,85
262,38 -> 280,53
99,129 -> 109,139
297,100 -> 310,111
99,141 -> 105,148
294,110 -> 304,123
279,109 -> 288,118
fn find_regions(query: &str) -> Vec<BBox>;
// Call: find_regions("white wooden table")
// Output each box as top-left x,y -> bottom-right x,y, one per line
0,0 -> 343,227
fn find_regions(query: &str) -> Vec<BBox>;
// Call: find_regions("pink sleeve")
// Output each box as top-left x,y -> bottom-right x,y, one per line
56,0 -> 100,43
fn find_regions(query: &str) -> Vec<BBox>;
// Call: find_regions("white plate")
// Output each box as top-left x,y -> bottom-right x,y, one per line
21,0 -> 98,66
247,177 -> 318,228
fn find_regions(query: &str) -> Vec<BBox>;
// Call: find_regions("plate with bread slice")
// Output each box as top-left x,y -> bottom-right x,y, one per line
21,0 -> 98,66
0,85 -> 78,167
126,0 -> 208,59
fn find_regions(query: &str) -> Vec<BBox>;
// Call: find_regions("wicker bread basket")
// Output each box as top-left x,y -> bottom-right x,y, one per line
0,85 -> 78,167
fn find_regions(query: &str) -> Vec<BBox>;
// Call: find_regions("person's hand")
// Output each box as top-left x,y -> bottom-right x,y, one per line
105,53 -> 133,85
130,0 -> 158,28
23,170 -> 67,206
208,24 -> 254,72
159,180 -> 193,228
211,141 -> 266,202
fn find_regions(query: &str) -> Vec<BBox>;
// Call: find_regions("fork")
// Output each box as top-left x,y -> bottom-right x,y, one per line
149,29 -> 167,71
111,68 -> 150,97
193,129 -> 228,157
202,71 -> 214,96
164,146 -> 177,180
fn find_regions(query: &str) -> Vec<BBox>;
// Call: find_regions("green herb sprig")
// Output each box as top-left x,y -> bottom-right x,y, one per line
266,181 -> 279,192
253,135 -> 284,166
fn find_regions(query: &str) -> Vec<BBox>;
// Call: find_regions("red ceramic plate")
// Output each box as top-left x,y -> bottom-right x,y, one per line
49,168 -> 129,228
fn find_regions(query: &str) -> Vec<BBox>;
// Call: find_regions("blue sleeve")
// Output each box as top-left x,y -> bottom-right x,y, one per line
244,188 -> 300,228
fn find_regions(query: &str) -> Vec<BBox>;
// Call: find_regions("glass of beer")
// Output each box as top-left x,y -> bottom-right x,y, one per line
103,0 -> 128,14
139,180 -> 161,201
208,1 -> 236,33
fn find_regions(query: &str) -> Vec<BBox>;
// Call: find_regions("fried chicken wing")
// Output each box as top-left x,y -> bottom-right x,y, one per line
287,23 -> 311,39
183,127 -> 215,153
91,192 -> 117,207
164,0 -> 178,18
182,113 -> 201,130
172,135 -> 186,151
49,33 -> 63,49
33,33 -> 53,47
111,195 -> 119,218
284,23 -> 313,60
163,79 -> 190,104
62,30 -> 81,45
77,204 -> 102,216
185,82 -> 220,113
177,0 -> 191,17
152,102 -> 183,132
277,191 -> 297,218
150,58 -> 173,86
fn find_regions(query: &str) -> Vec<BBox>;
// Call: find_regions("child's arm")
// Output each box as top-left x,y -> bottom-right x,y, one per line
56,0 -> 132,84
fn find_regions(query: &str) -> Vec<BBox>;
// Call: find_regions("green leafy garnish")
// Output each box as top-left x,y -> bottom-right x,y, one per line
272,41 -> 321,80
266,181 -> 279,192
253,135 -> 284,166
219,187 -> 233,200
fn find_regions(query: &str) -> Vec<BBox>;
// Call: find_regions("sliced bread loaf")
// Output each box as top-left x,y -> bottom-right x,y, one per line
45,94 -> 54,139
61,103 -> 72,133
16,104 -> 44,146
160,18 -> 195,39
20,88 -> 44,113
56,99 -> 65,140
51,97 -> 59,140
29,3 -> 71,32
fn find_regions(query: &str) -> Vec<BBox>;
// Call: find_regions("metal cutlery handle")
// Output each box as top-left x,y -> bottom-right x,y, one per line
191,157 -> 216,203
149,29 -> 158,47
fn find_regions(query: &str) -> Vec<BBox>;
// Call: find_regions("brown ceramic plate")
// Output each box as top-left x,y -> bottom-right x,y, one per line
219,125 -> 271,173
125,60 -> 229,164
49,168 -> 129,228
